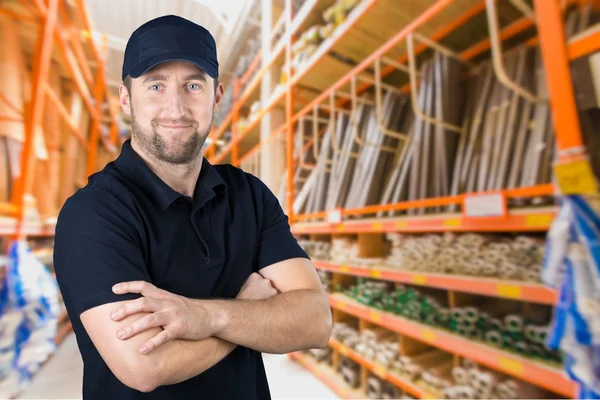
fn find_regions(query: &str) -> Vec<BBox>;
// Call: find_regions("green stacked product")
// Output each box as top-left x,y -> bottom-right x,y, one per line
340,280 -> 562,363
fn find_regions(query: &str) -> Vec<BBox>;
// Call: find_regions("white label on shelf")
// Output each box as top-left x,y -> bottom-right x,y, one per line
464,193 -> 505,218
327,209 -> 342,224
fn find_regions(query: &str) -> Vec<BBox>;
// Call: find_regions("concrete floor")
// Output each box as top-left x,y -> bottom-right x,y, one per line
18,334 -> 337,399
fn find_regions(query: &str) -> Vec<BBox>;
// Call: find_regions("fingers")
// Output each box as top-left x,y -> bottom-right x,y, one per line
116,312 -> 165,340
112,281 -> 167,298
139,330 -> 172,354
111,297 -> 157,321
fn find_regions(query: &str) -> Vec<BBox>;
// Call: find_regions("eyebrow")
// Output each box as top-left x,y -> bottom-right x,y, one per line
142,74 -> 169,84
141,73 -> 208,84
184,74 -> 208,82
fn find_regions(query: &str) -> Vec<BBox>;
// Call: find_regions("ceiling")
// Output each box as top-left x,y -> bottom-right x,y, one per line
84,0 -> 257,93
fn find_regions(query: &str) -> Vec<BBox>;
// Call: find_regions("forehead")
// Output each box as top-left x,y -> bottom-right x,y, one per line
137,61 -> 208,80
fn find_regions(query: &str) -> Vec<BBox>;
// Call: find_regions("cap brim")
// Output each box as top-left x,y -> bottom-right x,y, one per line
126,51 -> 218,80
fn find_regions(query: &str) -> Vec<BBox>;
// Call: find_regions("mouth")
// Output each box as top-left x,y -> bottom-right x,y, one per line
159,124 -> 191,129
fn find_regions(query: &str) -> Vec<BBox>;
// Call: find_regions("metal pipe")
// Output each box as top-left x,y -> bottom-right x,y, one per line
374,58 -> 408,141
381,56 -> 410,73
509,0 -> 536,21
485,0 -> 541,104
414,32 -> 473,66
311,106 -> 333,170
350,76 -> 396,153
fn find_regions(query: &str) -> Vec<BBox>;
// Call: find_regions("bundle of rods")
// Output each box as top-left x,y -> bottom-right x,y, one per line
393,350 -> 454,393
307,346 -> 333,365
343,280 -> 561,362
445,359 -> 547,399
294,92 -> 411,215
333,323 -> 400,367
316,269 -> 333,292
385,233 -> 545,282
366,374 -> 404,399
338,356 -> 361,388
297,240 -> 331,260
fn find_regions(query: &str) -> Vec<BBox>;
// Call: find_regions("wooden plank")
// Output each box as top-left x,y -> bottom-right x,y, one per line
0,13 -> 26,142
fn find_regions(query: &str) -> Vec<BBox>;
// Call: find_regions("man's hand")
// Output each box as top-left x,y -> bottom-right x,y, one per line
236,273 -> 278,300
110,281 -> 215,354
111,274 -> 278,354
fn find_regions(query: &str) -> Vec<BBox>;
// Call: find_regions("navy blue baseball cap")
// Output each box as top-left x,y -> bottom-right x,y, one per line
121,15 -> 219,81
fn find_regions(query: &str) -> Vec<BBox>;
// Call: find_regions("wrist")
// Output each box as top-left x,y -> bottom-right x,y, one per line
196,300 -> 229,337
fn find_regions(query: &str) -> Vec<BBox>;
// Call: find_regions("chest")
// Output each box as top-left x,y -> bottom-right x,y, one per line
140,197 -> 259,299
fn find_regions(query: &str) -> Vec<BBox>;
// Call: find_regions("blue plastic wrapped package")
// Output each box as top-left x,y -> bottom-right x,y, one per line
0,241 -> 60,398
543,194 -> 600,399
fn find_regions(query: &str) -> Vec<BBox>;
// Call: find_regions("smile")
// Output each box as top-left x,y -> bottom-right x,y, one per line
159,125 -> 191,129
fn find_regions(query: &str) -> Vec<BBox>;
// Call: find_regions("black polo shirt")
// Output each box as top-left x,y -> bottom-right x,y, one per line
53,139 -> 308,400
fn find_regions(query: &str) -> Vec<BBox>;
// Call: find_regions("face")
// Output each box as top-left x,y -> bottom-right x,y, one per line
119,61 -> 223,165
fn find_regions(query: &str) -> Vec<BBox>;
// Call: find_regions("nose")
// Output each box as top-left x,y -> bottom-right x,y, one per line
162,89 -> 186,120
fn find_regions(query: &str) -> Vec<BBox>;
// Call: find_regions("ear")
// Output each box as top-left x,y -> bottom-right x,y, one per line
213,81 -> 224,113
119,84 -> 131,116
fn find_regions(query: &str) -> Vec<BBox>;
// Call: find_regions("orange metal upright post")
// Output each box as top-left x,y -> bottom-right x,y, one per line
12,0 -> 59,239
534,0 -> 597,194
534,0 -> 584,155
285,0 -> 295,222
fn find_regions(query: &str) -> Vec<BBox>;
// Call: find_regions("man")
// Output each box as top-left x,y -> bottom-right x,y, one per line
53,14 -> 332,400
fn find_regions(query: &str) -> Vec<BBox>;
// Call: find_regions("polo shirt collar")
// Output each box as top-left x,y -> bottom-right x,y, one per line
114,140 -> 227,211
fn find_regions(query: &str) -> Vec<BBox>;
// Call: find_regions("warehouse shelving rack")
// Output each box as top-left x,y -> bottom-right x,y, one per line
204,0 -> 600,398
209,0 -> 600,225
0,0 -> 124,348
0,0 -> 120,241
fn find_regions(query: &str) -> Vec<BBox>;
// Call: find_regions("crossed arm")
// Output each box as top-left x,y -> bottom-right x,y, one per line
80,258 -> 332,393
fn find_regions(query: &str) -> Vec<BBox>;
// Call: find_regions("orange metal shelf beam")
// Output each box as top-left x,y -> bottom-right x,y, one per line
567,25 -> 600,60
459,16 -> 533,61
314,261 -> 558,305
0,203 -> 19,217
289,352 -> 362,399
330,294 -> 577,398
329,339 -> 426,398
293,207 -> 556,234
294,184 -> 554,222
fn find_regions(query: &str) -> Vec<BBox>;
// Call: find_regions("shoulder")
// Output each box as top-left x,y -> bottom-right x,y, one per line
56,166 -> 139,237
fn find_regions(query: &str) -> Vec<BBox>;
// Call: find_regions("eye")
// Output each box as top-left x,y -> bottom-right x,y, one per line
187,83 -> 201,91
149,84 -> 162,91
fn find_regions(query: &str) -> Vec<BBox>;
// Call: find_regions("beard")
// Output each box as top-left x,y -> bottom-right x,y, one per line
130,105 -> 212,165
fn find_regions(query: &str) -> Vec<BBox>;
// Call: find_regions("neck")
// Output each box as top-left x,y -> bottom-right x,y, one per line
131,140 -> 202,198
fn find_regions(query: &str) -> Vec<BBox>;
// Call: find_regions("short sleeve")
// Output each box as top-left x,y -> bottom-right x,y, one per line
53,188 -> 150,317
252,176 -> 309,270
